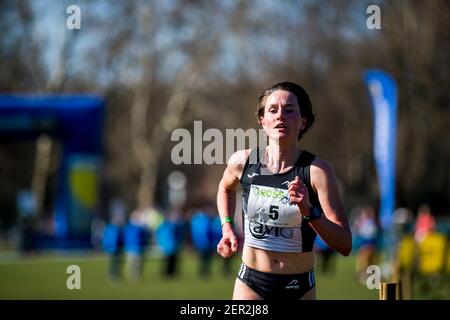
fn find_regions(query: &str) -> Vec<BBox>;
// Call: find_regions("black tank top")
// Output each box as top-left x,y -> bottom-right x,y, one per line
240,147 -> 319,252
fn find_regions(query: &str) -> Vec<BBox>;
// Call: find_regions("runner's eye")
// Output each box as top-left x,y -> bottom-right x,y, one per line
284,106 -> 297,113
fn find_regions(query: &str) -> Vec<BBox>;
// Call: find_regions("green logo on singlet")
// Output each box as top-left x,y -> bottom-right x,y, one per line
253,187 -> 285,200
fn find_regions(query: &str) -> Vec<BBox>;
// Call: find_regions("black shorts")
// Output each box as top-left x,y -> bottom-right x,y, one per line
236,262 -> 315,300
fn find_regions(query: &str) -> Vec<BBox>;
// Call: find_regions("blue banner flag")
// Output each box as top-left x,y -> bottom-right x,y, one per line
364,70 -> 398,231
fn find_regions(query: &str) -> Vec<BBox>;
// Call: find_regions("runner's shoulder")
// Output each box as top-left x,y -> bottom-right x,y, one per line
311,157 -> 336,173
310,157 -> 337,186
227,149 -> 251,176
228,149 -> 251,166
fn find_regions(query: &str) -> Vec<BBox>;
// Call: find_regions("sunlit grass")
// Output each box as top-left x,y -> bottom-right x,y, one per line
0,249 -> 444,300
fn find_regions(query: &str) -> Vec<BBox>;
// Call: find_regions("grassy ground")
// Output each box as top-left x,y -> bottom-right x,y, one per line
0,249 -> 382,300
2,249 -> 447,300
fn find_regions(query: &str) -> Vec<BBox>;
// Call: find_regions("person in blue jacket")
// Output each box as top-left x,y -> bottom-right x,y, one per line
191,208 -> 215,277
123,209 -> 151,281
314,235 -> 336,275
156,208 -> 186,277
102,200 -> 127,283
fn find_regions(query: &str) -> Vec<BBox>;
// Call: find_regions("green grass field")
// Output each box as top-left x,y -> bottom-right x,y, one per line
0,249 -> 383,300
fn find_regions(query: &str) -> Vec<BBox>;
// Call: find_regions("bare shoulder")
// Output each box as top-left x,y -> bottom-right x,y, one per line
310,157 -> 335,175
226,149 -> 252,179
228,149 -> 251,167
309,157 -> 338,190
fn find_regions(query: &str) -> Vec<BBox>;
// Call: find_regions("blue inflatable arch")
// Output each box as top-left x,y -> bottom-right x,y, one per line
0,94 -> 104,248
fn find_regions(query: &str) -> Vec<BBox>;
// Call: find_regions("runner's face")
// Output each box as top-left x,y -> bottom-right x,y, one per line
260,90 -> 304,142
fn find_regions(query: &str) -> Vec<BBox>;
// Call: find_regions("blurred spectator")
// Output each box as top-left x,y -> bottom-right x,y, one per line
91,217 -> 105,250
143,206 -> 164,247
190,206 -> 228,278
393,207 -> 415,236
124,208 -> 151,281
413,205 -> 445,295
352,206 -> 380,283
16,189 -> 37,254
314,236 -> 336,275
102,198 -> 126,283
414,204 -> 436,243
393,207 -> 416,274
156,208 -> 186,277
190,208 -> 214,277
144,206 -> 164,231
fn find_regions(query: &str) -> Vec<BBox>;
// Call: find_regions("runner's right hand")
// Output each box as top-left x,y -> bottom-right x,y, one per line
217,225 -> 238,258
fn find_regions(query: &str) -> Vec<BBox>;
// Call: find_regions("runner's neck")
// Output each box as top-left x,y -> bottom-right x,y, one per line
263,145 -> 301,174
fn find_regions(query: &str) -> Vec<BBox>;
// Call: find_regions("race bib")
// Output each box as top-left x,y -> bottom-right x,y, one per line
246,184 -> 302,227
